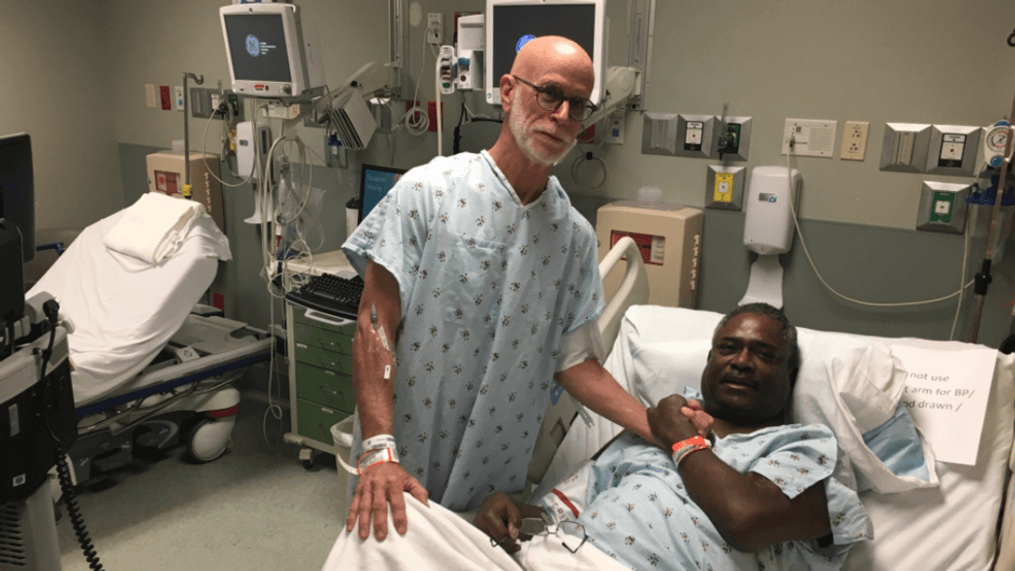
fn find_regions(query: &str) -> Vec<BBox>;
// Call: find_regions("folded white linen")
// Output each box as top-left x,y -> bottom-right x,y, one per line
103,192 -> 207,264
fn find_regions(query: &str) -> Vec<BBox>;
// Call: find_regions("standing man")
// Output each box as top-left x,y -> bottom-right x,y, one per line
342,36 -> 655,541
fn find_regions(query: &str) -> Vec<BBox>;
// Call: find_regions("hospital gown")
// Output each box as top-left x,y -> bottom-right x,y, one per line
563,394 -> 872,571
342,151 -> 604,511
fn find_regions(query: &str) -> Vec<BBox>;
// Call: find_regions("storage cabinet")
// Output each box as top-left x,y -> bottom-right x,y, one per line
284,301 -> 356,464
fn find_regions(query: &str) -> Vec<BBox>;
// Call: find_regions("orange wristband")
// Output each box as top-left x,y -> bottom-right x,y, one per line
671,435 -> 709,467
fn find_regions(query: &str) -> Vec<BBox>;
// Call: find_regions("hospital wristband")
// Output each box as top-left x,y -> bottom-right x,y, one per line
362,434 -> 397,452
671,435 -> 709,467
357,446 -> 399,475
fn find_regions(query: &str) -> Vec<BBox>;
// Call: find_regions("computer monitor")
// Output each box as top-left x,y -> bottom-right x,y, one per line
359,165 -> 406,223
485,0 -> 606,108
0,133 -> 35,263
220,3 -> 325,100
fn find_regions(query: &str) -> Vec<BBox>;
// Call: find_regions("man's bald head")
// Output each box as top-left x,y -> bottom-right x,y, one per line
509,36 -> 594,93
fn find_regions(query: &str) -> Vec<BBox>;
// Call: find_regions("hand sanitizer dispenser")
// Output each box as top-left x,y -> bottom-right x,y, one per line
743,166 -> 800,255
739,166 -> 800,308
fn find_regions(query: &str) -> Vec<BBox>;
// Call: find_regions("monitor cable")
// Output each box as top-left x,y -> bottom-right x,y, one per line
35,299 -> 106,570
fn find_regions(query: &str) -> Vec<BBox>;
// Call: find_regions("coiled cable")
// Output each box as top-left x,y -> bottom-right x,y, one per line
55,453 -> 104,570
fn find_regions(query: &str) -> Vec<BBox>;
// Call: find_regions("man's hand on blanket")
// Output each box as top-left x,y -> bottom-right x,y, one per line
346,462 -> 429,541
475,493 -> 545,554
647,395 -> 713,449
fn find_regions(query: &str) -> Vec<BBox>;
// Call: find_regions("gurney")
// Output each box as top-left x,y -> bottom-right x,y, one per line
26,194 -> 274,483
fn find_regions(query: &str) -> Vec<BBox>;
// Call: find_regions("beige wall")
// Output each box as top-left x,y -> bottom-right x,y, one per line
586,0 -> 1014,230
0,0 -> 123,230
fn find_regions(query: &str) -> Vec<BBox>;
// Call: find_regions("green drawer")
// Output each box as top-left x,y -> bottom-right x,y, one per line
293,321 -> 355,355
295,362 -> 356,412
292,304 -> 357,339
295,344 -> 353,374
296,398 -> 350,445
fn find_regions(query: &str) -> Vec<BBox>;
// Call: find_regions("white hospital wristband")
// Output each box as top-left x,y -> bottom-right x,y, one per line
362,434 -> 397,452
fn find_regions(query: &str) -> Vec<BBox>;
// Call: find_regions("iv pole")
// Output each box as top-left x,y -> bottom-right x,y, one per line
182,72 -> 205,200
968,88 -> 1015,344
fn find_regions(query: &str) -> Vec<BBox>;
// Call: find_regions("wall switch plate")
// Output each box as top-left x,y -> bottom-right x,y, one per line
705,165 -> 746,210
427,13 -> 443,45
714,116 -> 751,161
174,86 -> 184,111
674,114 -> 715,158
145,84 -> 157,109
880,123 -> 931,172
916,181 -> 970,234
642,112 -> 679,156
926,125 -> 981,177
840,120 -> 869,161
782,119 -> 837,157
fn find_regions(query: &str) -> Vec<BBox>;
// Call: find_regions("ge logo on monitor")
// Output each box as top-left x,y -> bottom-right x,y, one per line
516,34 -> 536,54
245,34 -> 260,57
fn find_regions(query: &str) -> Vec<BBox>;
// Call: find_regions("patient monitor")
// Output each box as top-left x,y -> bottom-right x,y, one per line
220,3 -> 325,100
485,0 -> 606,107
595,202 -> 703,308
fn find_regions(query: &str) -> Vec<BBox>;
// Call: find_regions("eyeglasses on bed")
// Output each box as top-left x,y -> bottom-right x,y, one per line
490,518 -> 588,554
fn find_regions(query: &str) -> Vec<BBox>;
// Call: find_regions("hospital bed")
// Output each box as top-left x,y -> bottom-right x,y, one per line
520,236 -> 1015,571
26,194 -> 274,484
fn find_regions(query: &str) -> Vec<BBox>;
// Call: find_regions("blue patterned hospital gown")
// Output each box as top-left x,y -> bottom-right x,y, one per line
573,393 -> 872,571
342,151 -> 604,511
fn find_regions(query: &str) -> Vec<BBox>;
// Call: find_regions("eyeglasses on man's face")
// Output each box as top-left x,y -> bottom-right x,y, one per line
511,75 -> 597,122
490,518 -> 588,554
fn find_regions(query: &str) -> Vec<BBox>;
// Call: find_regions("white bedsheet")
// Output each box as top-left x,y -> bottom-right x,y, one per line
321,492 -> 629,571
27,206 -> 231,406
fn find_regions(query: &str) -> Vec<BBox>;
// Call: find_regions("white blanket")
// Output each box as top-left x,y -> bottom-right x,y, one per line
103,192 -> 207,264
28,207 -> 231,405
321,493 -> 629,571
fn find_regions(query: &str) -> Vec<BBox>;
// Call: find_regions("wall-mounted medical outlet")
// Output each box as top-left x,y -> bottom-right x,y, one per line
915,181 -> 970,234
926,125 -> 981,177
880,123 -> 931,173
673,114 -> 716,158
642,112 -> 679,156
174,86 -> 184,111
839,120 -> 869,161
427,13 -> 443,45
781,119 -> 837,158
705,165 -> 746,210
714,116 -> 751,161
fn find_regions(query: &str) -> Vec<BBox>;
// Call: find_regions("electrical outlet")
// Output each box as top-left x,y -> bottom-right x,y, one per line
840,120 -> 869,161
427,13 -> 443,45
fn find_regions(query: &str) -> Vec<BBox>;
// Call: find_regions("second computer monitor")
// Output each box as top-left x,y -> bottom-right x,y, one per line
485,0 -> 606,108
359,164 -> 407,223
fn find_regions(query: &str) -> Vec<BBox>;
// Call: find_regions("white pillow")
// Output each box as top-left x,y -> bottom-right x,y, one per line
622,306 -> 938,494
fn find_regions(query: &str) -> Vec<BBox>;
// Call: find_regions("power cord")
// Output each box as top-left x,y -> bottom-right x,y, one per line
783,140 -> 974,311
35,300 -> 106,570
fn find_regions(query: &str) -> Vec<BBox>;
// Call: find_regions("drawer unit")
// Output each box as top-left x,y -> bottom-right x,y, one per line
285,300 -> 357,460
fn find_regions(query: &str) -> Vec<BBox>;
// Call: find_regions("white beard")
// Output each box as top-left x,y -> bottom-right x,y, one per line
508,108 -> 576,167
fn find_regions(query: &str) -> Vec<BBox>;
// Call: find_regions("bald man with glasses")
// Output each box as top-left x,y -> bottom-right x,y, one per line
341,35 -> 667,544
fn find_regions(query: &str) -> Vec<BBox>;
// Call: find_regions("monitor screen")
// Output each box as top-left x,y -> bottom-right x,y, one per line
359,165 -> 406,223
0,133 -> 35,263
224,13 -> 293,83
486,1 -> 603,107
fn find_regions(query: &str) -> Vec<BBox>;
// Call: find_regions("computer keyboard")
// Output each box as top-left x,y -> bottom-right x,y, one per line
285,273 -> 364,319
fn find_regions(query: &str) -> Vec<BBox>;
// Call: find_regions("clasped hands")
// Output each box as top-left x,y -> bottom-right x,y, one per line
476,394 -> 714,553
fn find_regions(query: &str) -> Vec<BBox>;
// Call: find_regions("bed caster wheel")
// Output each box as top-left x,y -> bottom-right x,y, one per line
186,418 -> 232,463
299,447 -> 316,470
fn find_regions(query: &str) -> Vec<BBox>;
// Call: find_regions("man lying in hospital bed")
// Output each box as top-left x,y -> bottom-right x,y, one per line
321,303 -> 873,570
